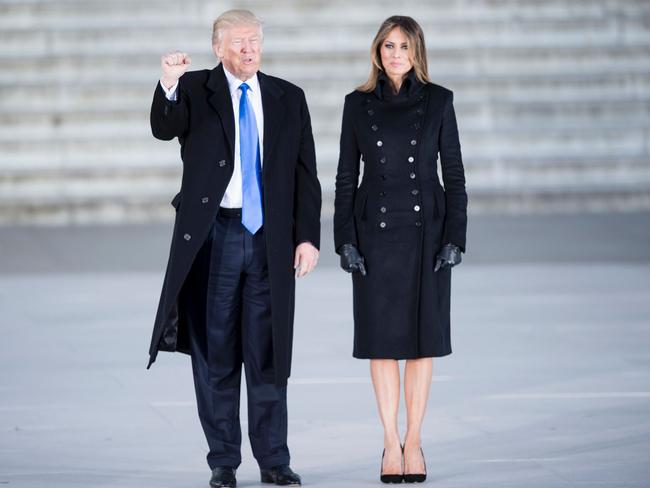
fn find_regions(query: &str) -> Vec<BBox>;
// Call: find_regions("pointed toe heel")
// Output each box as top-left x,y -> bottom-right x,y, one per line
380,448 -> 404,484
403,447 -> 427,483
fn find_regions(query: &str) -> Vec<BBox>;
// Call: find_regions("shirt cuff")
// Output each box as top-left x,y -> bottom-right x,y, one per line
159,79 -> 179,101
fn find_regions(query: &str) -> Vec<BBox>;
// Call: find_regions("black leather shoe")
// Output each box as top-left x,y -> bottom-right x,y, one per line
210,466 -> 236,488
260,465 -> 301,485
403,447 -> 427,483
380,448 -> 404,484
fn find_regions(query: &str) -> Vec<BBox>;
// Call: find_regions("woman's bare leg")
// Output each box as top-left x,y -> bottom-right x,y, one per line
370,359 -> 402,474
403,357 -> 433,473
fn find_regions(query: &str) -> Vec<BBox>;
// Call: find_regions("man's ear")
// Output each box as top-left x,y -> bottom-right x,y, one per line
212,42 -> 222,60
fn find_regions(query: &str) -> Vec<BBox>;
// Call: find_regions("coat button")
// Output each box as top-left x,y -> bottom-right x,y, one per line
183,233 -> 191,241
415,221 -> 422,227
414,122 -> 421,130
377,140 -> 383,147
201,197 -> 209,203
410,173 -> 416,179
417,108 -> 424,115
368,109 -> 375,115
408,156 -> 414,163
410,139 -> 417,146
380,206 -> 387,213
371,124 -> 378,131
379,222 -> 386,229
379,191 -> 386,197
414,205 -> 421,212
380,157 -> 386,164
218,159 -> 226,167
411,189 -> 419,195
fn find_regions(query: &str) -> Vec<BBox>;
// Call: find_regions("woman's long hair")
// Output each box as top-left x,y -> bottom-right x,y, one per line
358,15 -> 430,93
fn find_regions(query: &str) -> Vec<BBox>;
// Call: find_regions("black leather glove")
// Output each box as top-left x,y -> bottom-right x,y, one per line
434,243 -> 462,272
338,243 -> 367,276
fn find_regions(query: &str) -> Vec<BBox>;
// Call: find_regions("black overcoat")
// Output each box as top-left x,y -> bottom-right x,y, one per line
147,64 -> 321,386
333,71 -> 467,359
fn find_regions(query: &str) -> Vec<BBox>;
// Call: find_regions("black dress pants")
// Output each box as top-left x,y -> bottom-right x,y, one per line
180,210 -> 290,470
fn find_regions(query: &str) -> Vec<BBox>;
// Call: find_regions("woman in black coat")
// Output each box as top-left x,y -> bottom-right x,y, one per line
334,16 -> 468,483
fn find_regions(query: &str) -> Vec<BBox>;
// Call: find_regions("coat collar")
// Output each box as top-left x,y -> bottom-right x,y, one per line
205,63 -> 285,168
374,69 -> 421,100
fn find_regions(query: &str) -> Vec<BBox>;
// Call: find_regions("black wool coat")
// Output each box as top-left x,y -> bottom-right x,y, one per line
148,64 -> 321,386
333,71 -> 467,359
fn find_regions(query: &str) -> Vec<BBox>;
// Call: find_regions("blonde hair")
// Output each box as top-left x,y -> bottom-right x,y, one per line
358,16 -> 430,93
212,9 -> 263,45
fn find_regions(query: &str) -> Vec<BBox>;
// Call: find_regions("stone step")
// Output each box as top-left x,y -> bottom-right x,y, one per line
1,0 -> 648,23
1,157 -> 647,198
2,98 -> 648,136
2,46 -> 648,86
2,154 -> 648,193
2,71 -> 650,110
2,14 -> 648,55
1,180 -> 648,224
0,126 -> 646,172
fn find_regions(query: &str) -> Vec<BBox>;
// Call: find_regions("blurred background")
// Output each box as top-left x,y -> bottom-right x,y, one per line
1,1 -> 649,487
1,0 -> 649,223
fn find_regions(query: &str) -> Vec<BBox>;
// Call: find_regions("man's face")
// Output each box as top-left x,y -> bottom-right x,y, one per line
214,23 -> 262,81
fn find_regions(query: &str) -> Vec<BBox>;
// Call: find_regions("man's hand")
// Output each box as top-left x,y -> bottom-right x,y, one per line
294,242 -> 319,278
161,51 -> 192,89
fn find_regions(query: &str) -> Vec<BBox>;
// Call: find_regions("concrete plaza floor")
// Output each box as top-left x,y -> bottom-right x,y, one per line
1,212 -> 649,487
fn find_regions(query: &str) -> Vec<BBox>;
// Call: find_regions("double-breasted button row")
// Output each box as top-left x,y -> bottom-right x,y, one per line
365,96 -> 424,229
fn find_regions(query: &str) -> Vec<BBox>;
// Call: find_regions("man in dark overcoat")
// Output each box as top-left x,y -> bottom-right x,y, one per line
147,9 -> 321,487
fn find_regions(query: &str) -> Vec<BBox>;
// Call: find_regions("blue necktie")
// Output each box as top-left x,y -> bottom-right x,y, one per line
239,82 -> 263,234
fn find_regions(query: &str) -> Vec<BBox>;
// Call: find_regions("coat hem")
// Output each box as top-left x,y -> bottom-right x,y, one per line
353,349 -> 452,360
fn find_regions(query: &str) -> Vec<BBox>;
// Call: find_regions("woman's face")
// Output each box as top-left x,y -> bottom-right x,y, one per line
379,27 -> 413,79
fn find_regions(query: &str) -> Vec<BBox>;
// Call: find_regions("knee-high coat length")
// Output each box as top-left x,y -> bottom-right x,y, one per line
147,64 -> 321,386
333,71 -> 467,359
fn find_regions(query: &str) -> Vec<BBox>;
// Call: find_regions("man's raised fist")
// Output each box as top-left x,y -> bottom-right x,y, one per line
161,51 -> 191,88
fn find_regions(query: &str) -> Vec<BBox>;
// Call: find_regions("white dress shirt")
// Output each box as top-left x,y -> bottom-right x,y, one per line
160,66 -> 264,208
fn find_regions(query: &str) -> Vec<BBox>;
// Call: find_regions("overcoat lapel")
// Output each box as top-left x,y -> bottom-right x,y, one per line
258,71 -> 286,177
205,64 -> 235,158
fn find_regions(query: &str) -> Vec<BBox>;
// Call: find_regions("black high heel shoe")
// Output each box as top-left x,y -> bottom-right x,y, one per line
403,447 -> 427,483
380,448 -> 404,484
